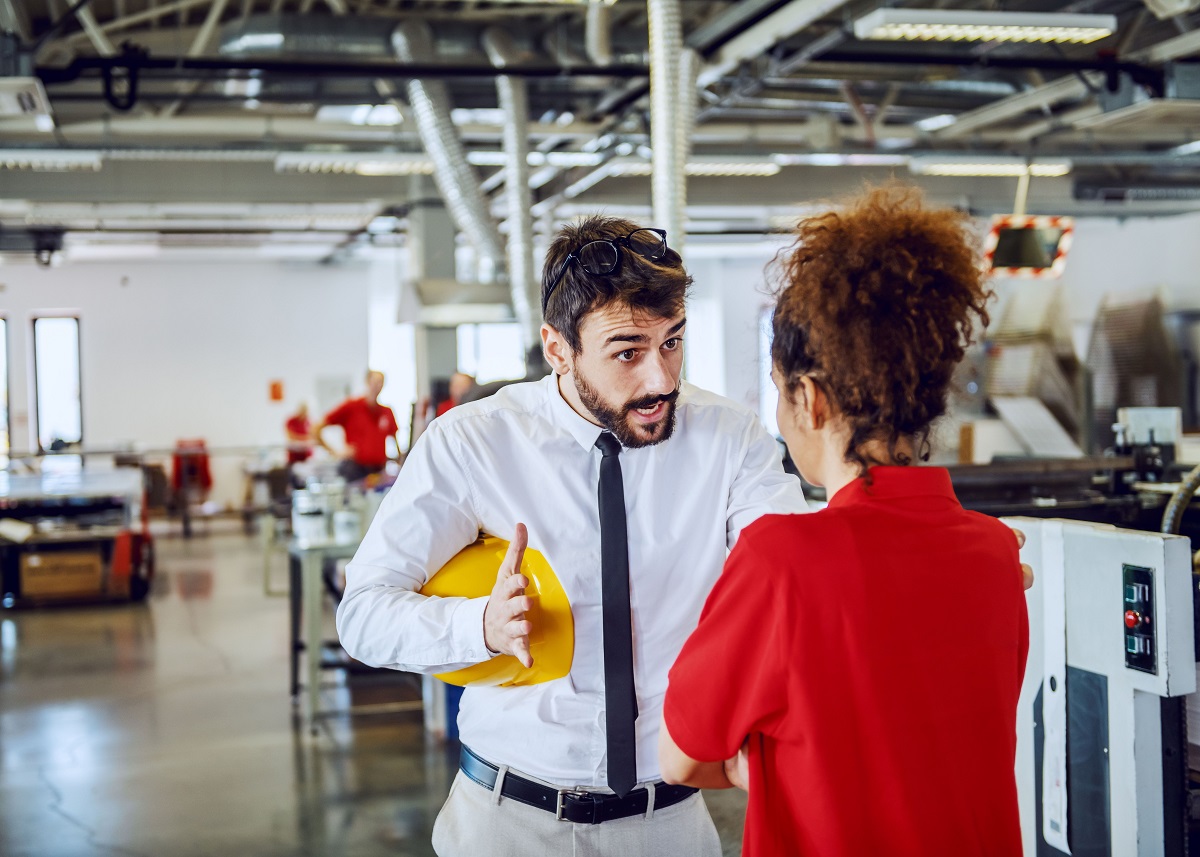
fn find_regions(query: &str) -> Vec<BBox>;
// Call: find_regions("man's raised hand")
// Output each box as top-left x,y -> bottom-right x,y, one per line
483,523 -> 534,668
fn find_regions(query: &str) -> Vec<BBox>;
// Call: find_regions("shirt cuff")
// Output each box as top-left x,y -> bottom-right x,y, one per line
452,595 -> 498,663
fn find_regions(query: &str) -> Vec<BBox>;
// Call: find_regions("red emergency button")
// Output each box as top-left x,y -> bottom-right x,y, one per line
1125,610 -> 1141,629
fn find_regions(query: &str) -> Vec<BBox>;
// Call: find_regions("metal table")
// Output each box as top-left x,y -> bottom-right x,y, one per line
287,539 -> 423,734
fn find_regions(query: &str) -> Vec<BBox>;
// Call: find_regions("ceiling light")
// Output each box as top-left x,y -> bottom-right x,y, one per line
315,104 -> 403,126
608,158 -> 782,178
0,150 -> 102,171
909,156 -> 1071,177
771,153 -> 909,167
854,9 -> 1116,44
466,151 -> 604,168
274,152 -> 434,176
916,114 -> 957,132
1170,140 -> 1200,156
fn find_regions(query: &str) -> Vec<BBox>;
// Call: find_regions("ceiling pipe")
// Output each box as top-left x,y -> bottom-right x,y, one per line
392,20 -> 504,283
649,0 -> 685,250
483,27 -> 539,350
586,2 -> 613,66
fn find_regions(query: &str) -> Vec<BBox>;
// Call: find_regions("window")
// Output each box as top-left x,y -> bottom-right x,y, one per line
32,317 -> 83,453
456,323 -> 526,384
758,307 -> 779,437
0,318 -> 9,459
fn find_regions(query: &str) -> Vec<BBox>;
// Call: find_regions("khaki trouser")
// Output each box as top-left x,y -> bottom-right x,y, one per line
432,770 -> 723,857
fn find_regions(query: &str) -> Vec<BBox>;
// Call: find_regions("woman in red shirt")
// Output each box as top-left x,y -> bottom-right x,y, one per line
660,186 -> 1029,856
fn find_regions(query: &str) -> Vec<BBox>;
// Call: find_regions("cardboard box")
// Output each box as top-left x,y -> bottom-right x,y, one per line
20,550 -> 104,599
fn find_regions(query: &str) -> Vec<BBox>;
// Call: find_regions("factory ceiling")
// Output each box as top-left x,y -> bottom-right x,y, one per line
2,0 -> 1200,254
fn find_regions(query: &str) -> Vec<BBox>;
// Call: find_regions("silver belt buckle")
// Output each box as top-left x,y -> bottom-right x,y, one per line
555,788 -> 588,821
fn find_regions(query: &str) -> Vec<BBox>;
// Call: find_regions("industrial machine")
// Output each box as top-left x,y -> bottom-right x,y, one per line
1013,518 -> 1196,857
944,407 -> 1200,855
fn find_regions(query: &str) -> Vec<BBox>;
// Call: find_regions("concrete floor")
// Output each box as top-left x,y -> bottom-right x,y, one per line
0,529 -> 747,857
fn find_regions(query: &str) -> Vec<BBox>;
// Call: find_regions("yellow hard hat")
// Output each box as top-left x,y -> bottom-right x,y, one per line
420,535 -> 573,687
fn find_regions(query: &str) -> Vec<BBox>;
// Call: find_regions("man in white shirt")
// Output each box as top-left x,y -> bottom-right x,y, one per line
337,216 -> 809,856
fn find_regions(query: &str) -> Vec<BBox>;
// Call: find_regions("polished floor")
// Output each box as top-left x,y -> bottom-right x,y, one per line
0,528 -> 747,857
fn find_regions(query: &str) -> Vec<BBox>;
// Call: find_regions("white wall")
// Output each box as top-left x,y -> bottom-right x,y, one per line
0,256 -> 380,506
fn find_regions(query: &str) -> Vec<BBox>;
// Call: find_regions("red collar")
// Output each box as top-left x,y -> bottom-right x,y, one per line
827,466 -> 958,509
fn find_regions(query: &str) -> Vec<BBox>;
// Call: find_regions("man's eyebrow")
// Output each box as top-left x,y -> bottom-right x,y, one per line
603,318 -> 687,347
605,332 -> 649,346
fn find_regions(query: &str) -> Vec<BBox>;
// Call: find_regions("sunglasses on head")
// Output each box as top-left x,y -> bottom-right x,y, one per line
541,228 -> 671,315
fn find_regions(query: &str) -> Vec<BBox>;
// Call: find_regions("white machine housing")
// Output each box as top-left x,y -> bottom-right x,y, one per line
1012,517 -> 1196,857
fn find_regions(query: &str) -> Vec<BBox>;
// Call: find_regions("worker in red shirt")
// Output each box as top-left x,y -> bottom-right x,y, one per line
284,403 -> 313,466
659,186 -> 1029,857
313,370 -> 402,483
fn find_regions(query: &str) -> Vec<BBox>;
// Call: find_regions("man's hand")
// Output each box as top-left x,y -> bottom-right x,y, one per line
1013,528 -> 1034,591
483,523 -> 533,667
723,740 -> 751,792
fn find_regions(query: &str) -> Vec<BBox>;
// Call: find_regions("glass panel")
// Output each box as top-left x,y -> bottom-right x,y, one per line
457,323 -> 526,385
0,319 -> 9,458
34,317 -> 82,451
758,307 -> 779,437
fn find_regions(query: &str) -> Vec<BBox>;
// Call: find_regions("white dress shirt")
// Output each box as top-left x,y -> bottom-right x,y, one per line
336,374 -> 807,788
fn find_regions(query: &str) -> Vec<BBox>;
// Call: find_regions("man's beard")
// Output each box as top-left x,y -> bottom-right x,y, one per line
575,369 -> 679,449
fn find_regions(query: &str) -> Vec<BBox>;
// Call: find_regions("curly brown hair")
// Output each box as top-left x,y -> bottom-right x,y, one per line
771,184 -> 991,475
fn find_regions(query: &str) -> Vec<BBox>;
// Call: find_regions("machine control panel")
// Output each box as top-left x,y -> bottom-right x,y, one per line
1122,564 -> 1156,674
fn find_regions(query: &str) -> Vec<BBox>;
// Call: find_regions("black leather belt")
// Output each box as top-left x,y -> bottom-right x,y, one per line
458,745 -> 698,825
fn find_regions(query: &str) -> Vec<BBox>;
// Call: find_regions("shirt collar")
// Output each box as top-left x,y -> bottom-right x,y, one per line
827,466 -> 958,509
543,374 -> 607,452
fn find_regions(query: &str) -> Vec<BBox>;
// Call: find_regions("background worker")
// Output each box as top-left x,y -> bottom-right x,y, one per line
313,370 -> 401,483
284,402 -> 313,466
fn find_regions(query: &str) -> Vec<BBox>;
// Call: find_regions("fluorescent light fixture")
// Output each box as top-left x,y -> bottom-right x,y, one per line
916,113 -> 957,132
771,153 -> 909,167
0,150 -> 102,171
1170,140 -> 1200,156
223,32 -> 285,52
854,9 -> 1116,44
909,156 -> 1071,177
275,152 -> 433,176
466,151 -> 604,168
315,104 -> 403,126
609,157 -> 782,178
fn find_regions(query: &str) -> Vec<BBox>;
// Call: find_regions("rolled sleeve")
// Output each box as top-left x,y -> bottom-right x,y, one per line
726,419 -> 809,548
336,421 -> 490,672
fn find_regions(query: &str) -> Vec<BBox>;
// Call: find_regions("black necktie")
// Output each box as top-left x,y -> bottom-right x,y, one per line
595,431 -> 638,797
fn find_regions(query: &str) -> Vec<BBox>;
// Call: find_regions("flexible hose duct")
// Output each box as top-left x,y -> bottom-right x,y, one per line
483,27 -> 539,348
392,21 -> 504,281
672,47 -> 699,255
1162,462 -> 1200,535
585,2 -> 613,66
648,0 -> 684,248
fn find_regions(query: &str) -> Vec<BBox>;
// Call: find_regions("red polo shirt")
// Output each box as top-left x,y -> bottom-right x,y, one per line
665,466 -> 1027,857
323,398 -> 398,467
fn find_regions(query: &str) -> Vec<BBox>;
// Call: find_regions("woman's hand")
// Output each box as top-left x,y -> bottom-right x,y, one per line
724,740 -> 751,792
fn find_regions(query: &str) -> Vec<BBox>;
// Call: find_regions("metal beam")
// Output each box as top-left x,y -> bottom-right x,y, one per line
932,73 -> 1095,140
0,0 -> 33,42
160,0 -> 231,118
59,0 -> 216,44
696,0 -> 851,88
76,5 -> 116,56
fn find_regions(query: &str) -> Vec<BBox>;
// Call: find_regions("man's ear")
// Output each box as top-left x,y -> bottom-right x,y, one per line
541,324 -> 572,376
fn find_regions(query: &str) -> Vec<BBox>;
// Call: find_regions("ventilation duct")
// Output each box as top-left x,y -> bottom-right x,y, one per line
392,20 -> 504,283
649,0 -> 685,251
483,27 -> 539,348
